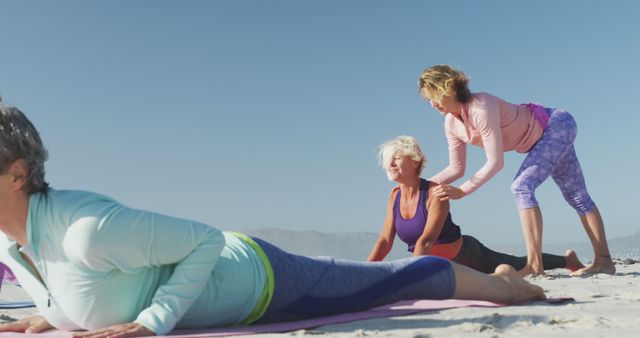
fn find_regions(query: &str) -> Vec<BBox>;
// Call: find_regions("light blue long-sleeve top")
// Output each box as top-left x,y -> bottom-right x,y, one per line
0,189 -> 267,335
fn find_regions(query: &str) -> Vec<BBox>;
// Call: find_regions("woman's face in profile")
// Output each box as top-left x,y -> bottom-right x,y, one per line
387,154 -> 419,181
428,94 -> 461,116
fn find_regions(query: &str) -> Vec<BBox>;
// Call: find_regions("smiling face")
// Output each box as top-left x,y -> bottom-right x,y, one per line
387,154 -> 420,182
379,136 -> 426,182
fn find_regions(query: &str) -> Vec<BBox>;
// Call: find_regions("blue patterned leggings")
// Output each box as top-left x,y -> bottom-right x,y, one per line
252,237 -> 456,323
511,108 -> 596,215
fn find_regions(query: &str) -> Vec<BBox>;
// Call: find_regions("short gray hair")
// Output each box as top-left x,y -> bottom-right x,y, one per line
0,100 -> 49,193
378,136 -> 426,180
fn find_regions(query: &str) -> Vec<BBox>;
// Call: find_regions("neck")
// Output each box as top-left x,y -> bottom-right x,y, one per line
450,99 -> 468,116
397,176 -> 421,197
0,191 -> 30,246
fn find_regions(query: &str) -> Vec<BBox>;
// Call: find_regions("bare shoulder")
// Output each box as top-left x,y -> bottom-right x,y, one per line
426,182 -> 447,208
381,186 -> 400,212
427,181 -> 439,193
388,186 -> 400,199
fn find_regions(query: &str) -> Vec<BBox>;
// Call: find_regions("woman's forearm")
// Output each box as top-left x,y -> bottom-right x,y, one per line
368,239 -> 392,262
429,164 -> 464,185
459,156 -> 504,195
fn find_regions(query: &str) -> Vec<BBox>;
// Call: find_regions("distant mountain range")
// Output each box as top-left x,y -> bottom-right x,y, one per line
242,228 -> 409,261
242,228 -> 640,262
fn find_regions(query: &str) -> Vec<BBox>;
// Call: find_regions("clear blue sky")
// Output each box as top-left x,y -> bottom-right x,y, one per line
1,1 -> 638,247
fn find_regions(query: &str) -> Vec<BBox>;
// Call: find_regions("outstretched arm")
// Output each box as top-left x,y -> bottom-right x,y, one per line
434,106 -> 505,200
458,101 -> 505,195
413,184 -> 450,256
429,124 -> 467,185
367,188 -> 398,262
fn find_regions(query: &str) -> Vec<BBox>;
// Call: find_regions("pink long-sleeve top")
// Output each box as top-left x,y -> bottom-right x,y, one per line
429,92 -> 544,195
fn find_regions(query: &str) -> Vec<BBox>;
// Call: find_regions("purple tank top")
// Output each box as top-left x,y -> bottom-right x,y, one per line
393,179 -> 461,252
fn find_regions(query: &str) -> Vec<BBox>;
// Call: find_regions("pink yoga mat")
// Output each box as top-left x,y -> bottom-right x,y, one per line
0,297 -> 572,338
166,298 -> 572,337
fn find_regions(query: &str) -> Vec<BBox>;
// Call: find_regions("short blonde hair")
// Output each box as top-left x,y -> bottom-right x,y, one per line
378,136 -> 426,180
418,64 -> 472,104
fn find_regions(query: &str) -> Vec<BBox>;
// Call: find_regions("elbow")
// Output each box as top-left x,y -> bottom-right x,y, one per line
196,224 -> 226,257
490,157 -> 504,172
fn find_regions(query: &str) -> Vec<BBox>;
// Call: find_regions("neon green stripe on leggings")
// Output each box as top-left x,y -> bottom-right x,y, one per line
228,232 -> 275,325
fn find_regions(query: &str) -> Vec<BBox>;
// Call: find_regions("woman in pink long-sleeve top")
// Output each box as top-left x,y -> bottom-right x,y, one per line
418,65 -> 615,276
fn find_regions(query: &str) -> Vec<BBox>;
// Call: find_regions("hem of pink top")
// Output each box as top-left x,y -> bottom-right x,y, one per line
523,102 -> 549,129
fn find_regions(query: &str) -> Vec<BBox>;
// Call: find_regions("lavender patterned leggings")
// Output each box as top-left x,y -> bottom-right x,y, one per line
511,108 -> 596,215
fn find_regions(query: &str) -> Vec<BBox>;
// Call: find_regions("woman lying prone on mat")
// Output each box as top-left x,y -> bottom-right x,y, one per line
0,101 -> 544,337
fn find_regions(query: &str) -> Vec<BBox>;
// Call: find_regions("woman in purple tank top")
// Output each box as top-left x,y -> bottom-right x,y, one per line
367,136 -> 585,274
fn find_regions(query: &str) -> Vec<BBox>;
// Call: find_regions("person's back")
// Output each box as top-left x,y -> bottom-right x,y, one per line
444,92 -> 543,153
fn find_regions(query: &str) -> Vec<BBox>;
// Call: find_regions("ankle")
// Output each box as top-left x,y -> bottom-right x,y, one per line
529,262 -> 544,272
596,254 -> 614,263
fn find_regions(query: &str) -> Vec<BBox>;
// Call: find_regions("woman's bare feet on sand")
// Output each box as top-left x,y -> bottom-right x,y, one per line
571,255 -> 616,276
564,249 -> 585,272
518,264 -> 545,278
452,263 -> 546,304
494,264 -> 546,304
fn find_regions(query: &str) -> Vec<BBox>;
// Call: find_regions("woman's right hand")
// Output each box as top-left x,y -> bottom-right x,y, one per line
432,184 -> 466,201
0,315 -> 54,333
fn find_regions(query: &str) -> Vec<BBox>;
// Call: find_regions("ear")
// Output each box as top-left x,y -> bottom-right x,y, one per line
413,159 -> 420,169
7,159 -> 28,191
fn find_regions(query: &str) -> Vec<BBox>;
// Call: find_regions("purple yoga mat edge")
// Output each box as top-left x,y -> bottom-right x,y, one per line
0,297 -> 573,338
164,297 -> 574,337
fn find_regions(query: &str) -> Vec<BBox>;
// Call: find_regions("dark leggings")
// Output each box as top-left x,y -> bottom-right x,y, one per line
252,237 -> 456,323
452,235 -> 566,273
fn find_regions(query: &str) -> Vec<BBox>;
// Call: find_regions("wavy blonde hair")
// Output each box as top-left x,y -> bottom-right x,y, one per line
418,65 -> 472,103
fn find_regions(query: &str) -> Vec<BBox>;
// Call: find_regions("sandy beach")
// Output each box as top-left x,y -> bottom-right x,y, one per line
249,260 -> 640,338
0,260 -> 637,338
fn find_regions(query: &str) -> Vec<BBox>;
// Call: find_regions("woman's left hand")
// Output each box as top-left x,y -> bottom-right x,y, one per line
433,184 -> 466,201
70,322 -> 155,338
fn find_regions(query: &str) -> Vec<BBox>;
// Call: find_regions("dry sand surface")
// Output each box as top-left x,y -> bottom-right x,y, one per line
0,260 -> 638,338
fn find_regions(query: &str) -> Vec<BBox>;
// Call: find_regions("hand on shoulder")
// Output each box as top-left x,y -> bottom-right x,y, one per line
431,184 -> 465,201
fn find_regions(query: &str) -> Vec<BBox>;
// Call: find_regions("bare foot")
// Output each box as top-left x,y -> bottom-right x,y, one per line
518,264 -> 545,278
571,257 -> 616,276
564,249 -> 585,272
493,264 -> 546,304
